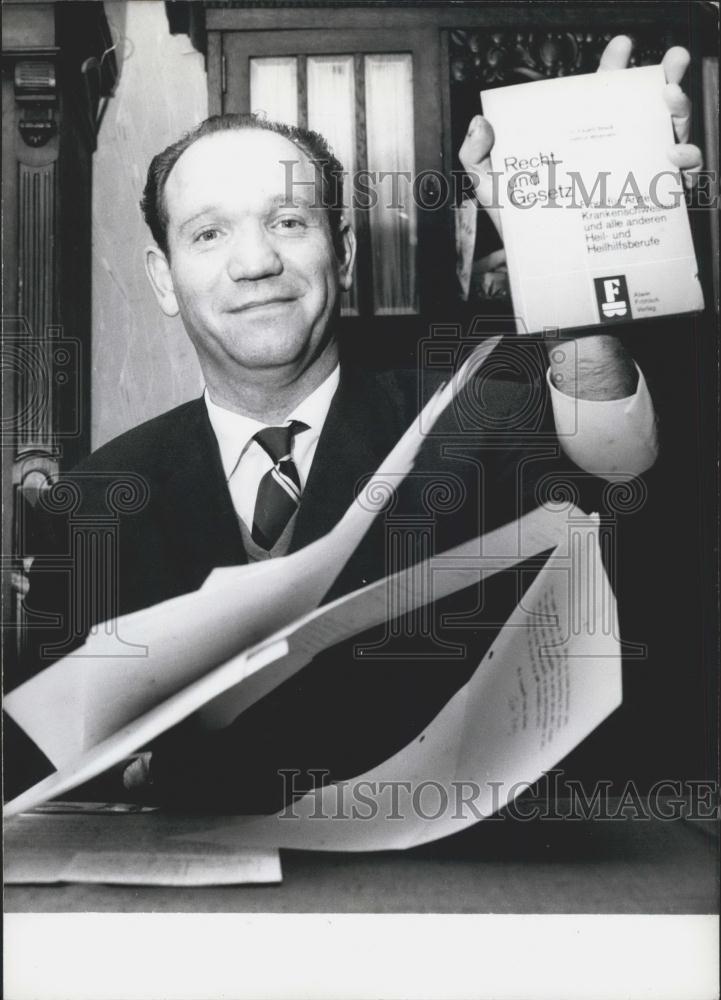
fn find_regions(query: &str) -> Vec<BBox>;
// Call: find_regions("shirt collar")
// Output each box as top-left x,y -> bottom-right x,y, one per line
204,364 -> 340,480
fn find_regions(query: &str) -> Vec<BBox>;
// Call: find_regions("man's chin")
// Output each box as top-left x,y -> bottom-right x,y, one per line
220,319 -> 333,372
224,340 -> 312,372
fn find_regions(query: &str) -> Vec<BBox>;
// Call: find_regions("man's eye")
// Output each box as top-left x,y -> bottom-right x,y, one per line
194,228 -> 220,243
275,217 -> 306,230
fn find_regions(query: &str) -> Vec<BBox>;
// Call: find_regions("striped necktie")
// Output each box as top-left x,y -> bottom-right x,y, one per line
251,421 -> 306,551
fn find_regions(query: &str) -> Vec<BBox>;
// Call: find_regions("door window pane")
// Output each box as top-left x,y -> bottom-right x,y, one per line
307,55 -> 359,315
364,53 -> 418,314
250,57 -> 298,125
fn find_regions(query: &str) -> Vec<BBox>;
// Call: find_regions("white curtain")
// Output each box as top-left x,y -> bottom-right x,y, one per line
250,57 -> 298,125
308,56 -> 359,315
364,53 -> 418,314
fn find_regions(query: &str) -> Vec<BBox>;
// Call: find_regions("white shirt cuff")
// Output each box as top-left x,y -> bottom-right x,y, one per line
547,364 -> 658,480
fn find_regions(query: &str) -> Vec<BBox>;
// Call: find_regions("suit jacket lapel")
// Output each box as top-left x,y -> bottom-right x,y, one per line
159,400 -> 247,591
290,365 -> 407,554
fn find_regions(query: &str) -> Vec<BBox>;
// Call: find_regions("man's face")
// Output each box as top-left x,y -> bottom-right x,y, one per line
146,128 -> 354,384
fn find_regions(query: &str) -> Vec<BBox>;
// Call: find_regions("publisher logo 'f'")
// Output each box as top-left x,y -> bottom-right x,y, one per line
594,275 -> 630,322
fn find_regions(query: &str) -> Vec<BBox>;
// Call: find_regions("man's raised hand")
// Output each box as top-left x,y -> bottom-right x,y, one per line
458,34 -> 704,238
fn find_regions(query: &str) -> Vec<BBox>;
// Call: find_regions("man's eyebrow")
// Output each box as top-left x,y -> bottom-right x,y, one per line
268,192 -> 318,210
177,208 -> 221,234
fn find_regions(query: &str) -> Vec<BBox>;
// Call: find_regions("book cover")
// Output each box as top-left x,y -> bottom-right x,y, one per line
481,65 -> 704,334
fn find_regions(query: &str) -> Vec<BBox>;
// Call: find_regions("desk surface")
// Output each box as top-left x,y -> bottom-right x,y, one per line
5,812 -> 717,914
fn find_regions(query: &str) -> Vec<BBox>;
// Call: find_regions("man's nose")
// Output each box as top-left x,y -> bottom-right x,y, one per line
226,223 -> 283,281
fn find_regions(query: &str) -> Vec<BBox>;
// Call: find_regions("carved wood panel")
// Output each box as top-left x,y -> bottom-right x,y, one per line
2,0 -> 117,667
448,28 -> 682,87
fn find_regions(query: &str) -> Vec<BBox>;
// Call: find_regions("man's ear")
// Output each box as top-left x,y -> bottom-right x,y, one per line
337,218 -> 357,292
144,245 -> 179,317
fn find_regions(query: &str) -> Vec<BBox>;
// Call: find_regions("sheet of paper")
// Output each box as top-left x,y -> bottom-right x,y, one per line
4,502 -> 576,818
183,513 -> 621,852
481,66 -> 703,333
198,500 -> 578,727
4,809 -> 282,886
5,336 -> 501,771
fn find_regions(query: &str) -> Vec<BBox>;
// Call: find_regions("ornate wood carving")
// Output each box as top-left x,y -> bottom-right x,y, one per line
2,1 -> 118,665
7,110 -> 61,659
448,28 -> 683,88
14,57 -> 58,147
17,165 -> 57,453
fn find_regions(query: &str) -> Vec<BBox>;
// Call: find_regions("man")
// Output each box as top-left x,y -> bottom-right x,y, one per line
14,38 -> 701,809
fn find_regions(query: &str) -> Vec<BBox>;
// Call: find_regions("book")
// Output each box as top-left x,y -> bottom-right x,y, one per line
480,65 -> 704,334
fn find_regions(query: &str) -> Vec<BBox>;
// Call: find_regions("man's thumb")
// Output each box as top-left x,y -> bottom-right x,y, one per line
459,115 -> 495,173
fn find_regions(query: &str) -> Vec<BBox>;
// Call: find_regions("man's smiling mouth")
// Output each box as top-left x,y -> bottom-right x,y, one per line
228,297 -> 296,313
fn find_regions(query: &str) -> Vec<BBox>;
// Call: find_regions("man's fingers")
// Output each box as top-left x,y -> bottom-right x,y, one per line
459,115 -> 502,233
598,35 -> 633,72
661,49 -> 693,156
477,248 -> 507,272
664,82 -> 691,143
123,753 -> 153,791
667,143 -> 703,186
459,115 -> 494,171
662,46 -> 690,86
667,143 -> 703,170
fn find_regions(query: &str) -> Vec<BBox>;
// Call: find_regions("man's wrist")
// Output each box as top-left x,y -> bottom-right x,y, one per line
546,334 -> 638,401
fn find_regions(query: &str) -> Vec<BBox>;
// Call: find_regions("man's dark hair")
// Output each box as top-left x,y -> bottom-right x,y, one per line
140,113 -> 346,257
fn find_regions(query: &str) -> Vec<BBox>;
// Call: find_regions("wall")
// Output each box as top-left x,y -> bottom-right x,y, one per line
91,1 -> 207,449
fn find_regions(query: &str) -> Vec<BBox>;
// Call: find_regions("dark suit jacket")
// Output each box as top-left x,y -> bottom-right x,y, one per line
15,343 -> 601,810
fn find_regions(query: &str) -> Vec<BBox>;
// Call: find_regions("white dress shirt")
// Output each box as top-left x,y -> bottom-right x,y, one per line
205,361 -> 657,527
205,366 -> 340,530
